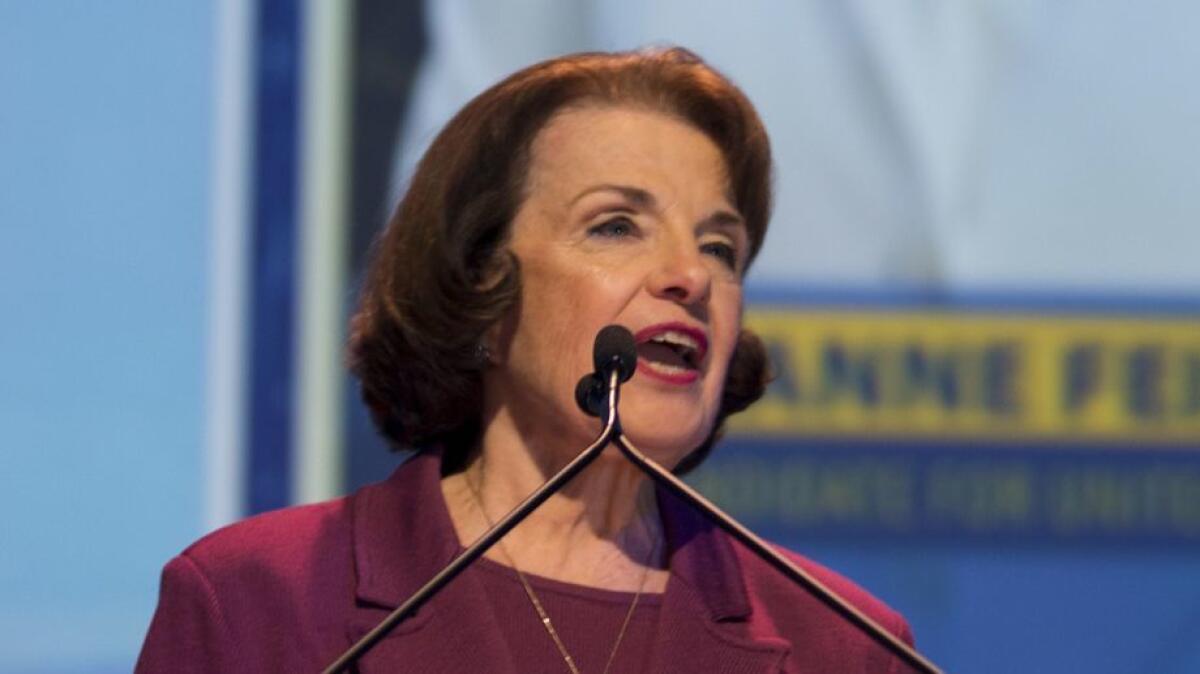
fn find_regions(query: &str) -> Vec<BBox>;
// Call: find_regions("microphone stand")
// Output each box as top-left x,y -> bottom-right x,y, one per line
325,332 -> 944,673
321,371 -> 623,674
612,433 -> 943,674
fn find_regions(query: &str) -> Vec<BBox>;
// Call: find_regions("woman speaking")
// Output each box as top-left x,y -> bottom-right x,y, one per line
137,48 -> 913,673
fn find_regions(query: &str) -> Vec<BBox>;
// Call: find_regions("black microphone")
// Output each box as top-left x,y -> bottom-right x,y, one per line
592,324 -> 637,383
576,325 -> 637,417
574,373 -> 605,417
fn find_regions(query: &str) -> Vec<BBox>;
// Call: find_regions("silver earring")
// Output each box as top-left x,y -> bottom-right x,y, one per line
474,343 -> 492,366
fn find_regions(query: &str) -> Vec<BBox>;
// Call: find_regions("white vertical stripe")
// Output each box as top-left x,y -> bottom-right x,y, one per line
205,0 -> 254,530
294,0 -> 351,504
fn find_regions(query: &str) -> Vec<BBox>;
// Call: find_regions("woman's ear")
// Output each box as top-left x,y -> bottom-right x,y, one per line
480,298 -> 519,368
474,249 -> 522,369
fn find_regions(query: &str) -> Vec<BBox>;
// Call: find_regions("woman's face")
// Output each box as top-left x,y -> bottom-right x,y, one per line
485,105 -> 750,467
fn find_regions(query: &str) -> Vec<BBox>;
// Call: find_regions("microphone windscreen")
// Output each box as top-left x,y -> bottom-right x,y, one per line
593,325 -> 637,383
574,373 -> 605,417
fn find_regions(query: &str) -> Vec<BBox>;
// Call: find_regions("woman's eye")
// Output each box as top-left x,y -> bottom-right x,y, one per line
701,241 -> 739,270
587,216 -> 636,238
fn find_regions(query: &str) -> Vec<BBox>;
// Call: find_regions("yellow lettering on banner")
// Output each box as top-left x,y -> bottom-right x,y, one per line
730,308 -> 1200,443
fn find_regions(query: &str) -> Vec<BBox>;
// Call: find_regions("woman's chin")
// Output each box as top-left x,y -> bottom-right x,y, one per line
615,418 -> 710,469
554,387 -> 714,469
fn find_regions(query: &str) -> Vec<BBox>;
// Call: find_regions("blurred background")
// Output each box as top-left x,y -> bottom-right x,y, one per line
2,1 -> 1198,672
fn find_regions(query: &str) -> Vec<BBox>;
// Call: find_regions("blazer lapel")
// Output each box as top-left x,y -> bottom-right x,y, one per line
345,450 -> 519,674
647,487 -> 791,674
341,450 -> 789,673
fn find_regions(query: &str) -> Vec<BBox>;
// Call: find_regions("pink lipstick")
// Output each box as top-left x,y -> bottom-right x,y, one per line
633,322 -> 708,385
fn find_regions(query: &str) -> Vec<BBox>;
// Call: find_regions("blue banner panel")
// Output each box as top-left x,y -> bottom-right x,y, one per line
692,439 -> 1200,546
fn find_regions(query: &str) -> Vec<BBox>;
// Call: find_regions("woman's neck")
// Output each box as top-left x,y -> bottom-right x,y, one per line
440,408 -> 668,591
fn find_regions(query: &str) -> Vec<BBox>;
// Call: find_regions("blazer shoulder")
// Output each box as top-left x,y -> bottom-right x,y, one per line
180,496 -> 353,580
139,497 -> 359,672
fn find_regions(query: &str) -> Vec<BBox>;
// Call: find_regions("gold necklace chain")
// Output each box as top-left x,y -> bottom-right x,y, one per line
465,473 -> 658,674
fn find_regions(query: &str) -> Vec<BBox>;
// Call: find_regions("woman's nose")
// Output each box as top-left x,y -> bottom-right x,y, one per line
646,243 -> 712,305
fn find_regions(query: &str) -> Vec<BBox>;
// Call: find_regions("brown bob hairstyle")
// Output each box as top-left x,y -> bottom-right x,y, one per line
348,47 -> 773,474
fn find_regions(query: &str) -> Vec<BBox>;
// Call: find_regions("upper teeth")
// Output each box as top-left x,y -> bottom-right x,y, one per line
649,330 -> 699,353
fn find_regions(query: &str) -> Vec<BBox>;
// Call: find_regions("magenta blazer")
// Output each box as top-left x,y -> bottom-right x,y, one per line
137,450 -> 914,673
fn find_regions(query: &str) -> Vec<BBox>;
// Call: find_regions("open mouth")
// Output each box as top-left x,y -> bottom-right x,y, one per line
634,324 -> 708,383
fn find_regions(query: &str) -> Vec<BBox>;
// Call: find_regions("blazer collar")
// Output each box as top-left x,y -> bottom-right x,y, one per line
652,486 -> 792,671
348,450 -> 520,673
351,449 -> 460,610
351,449 -> 752,619
656,484 -> 753,622
349,448 -> 789,672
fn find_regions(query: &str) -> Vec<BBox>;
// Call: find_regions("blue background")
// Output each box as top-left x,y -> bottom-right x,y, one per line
0,5 -> 211,672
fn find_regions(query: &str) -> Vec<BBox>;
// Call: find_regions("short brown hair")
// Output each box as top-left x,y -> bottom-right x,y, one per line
349,47 -> 772,472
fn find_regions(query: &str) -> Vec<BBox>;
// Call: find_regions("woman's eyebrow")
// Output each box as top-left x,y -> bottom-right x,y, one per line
569,183 -> 656,209
571,184 -> 743,232
701,209 -> 744,230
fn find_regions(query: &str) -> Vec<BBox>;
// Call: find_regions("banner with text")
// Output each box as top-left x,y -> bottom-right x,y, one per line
693,306 -> 1200,544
